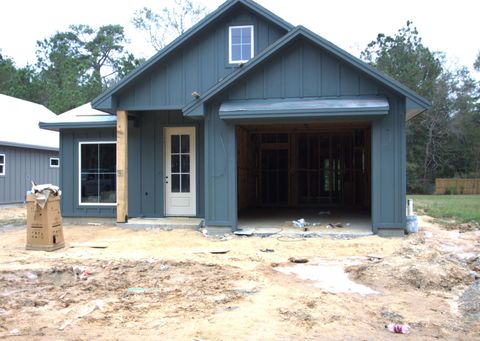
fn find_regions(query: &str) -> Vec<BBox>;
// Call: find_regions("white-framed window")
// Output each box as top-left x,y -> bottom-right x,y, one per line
229,25 -> 254,64
50,157 -> 60,168
78,142 -> 116,206
0,154 -> 5,176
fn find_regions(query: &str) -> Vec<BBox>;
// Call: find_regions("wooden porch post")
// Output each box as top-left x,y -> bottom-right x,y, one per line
116,110 -> 128,223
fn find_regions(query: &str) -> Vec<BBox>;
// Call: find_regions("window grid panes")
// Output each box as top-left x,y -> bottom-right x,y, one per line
80,143 -> 116,204
229,26 -> 253,63
0,154 -> 4,175
171,135 -> 190,193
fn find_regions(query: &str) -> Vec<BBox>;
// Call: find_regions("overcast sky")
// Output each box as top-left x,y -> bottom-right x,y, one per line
1,0 -> 479,77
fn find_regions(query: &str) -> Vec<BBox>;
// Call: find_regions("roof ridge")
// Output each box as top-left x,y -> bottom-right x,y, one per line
91,0 -> 294,111
183,25 -> 430,116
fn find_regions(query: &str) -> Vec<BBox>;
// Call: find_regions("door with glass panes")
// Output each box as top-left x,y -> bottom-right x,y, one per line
165,127 -> 196,216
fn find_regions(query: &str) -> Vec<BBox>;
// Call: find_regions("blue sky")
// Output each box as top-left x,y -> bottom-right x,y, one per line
1,0 -> 478,78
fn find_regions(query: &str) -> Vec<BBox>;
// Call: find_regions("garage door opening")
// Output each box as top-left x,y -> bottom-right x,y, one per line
237,123 -> 372,231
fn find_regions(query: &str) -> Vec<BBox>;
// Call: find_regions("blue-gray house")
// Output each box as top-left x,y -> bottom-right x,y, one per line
40,0 -> 429,236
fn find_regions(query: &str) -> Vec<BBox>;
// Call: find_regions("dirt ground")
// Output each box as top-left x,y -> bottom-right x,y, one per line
0,206 -> 479,340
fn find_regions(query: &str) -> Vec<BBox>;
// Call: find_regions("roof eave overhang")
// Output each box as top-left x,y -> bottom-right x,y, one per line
220,110 -> 388,121
406,97 -> 429,121
39,121 -> 117,132
219,96 -> 389,121
0,141 -> 58,152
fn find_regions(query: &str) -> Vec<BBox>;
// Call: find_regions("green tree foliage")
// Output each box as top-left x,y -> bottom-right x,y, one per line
361,21 -> 443,99
362,22 -> 480,193
448,68 -> 480,177
132,0 -> 208,51
0,53 -> 19,94
35,24 -> 143,113
0,52 -> 43,102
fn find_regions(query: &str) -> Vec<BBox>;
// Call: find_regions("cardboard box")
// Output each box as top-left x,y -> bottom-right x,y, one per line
26,194 -> 64,251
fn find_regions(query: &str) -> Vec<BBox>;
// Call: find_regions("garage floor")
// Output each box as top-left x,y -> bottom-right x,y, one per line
238,207 -> 372,235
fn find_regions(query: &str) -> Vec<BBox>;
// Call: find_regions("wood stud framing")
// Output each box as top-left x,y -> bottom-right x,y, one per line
116,110 -> 128,223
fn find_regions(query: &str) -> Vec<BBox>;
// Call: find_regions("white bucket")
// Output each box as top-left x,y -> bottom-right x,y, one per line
406,215 -> 418,234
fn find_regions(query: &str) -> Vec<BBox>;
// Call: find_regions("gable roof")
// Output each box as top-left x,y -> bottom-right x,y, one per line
91,0 -> 293,112
0,94 -> 59,151
183,25 -> 431,119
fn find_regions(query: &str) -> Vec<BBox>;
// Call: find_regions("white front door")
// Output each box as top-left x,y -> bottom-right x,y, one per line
165,127 -> 196,216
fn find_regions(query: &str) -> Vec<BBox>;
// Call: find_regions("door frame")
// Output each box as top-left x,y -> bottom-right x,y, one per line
164,126 -> 196,216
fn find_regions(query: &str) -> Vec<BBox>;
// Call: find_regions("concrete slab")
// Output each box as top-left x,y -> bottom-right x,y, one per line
205,226 -> 232,236
119,217 -> 203,230
377,228 -> 405,237
63,217 -> 115,226
238,207 -> 373,238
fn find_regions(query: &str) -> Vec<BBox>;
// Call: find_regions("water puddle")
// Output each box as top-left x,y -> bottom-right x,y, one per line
276,259 -> 379,296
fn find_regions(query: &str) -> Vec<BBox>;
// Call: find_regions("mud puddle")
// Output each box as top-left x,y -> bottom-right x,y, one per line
276,258 -> 379,295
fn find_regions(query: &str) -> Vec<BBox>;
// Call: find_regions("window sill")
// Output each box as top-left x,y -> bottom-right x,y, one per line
78,203 -> 117,207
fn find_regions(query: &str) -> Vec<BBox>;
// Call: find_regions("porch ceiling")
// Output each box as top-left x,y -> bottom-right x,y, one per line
219,96 -> 389,120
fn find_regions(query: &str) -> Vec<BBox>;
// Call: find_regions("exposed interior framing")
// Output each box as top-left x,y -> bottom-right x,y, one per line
237,122 -> 371,214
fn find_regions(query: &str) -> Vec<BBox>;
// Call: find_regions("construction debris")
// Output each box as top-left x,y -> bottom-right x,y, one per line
26,272 -> 38,280
292,218 -> 307,228
58,299 -> 105,331
29,182 -> 61,209
234,228 -> 255,236
289,257 -> 309,264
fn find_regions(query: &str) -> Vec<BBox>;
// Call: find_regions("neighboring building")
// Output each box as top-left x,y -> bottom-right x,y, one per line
0,94 -> 59,204
40,0 -> 430,236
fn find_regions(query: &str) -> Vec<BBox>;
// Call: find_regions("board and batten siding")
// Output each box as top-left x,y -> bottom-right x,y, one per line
226,39 -> 381,100
0,145 -> 59,204
60,128 -> 116,217
128,110 -> 204,218
116,7 -> 287,110
371,95 -> 407,233
60,112 -> 204,219
204,103 -> 237,226
202,37 -> 407,232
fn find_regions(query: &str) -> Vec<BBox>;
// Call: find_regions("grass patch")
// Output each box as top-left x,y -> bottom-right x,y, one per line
0,218 -> 26,227
408,195 -> 480,224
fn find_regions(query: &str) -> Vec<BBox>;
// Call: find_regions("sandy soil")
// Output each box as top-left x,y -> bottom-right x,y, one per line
0,206 -> 26,225
0,206 -> 479,340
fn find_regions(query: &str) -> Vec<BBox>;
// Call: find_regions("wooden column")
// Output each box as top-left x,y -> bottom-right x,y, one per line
116,110 -> 128,223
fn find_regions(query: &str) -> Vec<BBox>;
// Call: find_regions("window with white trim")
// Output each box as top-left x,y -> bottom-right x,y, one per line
50,157 -> 60,168
229,25 -> 254,64
0,154 -> 5,176
79,142 -> 116,205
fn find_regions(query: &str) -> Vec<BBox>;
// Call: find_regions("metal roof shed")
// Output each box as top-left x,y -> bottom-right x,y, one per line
0,94 -> 59,204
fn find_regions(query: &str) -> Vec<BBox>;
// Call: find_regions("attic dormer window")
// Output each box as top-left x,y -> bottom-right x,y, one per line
229,25 -> 254,64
